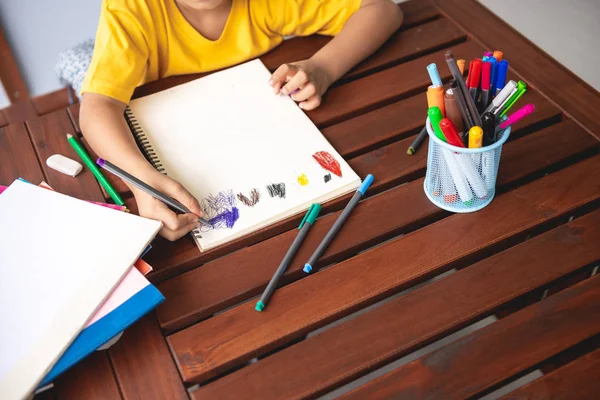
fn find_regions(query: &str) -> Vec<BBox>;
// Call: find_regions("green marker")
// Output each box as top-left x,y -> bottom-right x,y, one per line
499,81 -> 527,117
255,204 -> 321,312
66,134 -> 125,206
428,106 -> 447,142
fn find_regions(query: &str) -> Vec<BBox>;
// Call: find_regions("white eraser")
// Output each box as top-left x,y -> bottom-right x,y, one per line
46,154 -> 83,177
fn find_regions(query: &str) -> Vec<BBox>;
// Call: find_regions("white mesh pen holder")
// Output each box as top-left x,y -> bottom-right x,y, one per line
423,116 -> 510,213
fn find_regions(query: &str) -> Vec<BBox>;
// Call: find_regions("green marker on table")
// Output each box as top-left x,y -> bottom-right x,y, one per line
498,81 -> 527,117
66,134 -> 125,206
256,203 -> 322,312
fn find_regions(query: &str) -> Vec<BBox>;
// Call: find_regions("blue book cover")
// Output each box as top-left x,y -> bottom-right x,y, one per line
39,284 -> 164,386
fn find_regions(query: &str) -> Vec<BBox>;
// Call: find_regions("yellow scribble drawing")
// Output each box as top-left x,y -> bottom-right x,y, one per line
297,173 -> 309,186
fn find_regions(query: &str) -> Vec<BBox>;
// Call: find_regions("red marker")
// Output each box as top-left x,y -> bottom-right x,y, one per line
439,118 -> 466,148
467,59 -> 482,101
480,61 -> 492,110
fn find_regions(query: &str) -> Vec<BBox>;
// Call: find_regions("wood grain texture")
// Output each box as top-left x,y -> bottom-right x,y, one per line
133,0 -> 441,98
307,40 -> 483,128
0,26 -> 29,102
0,109 -> 7,127
67,103 -> 81,133
26,110 -> 105,202
54,351 -> 122,400
341,275 -> 600,400
500,347 -> 600,400
157,118 -> 592,333
2,101 -> 38,125
109,314 -> 188,400
31,88 -> 76,116
432,0 -> 600,141
168,155 -> 600,384
0,123 -> 45,185
193,209 -> 600,399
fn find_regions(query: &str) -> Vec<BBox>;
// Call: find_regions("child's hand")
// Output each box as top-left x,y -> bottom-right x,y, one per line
132,171 -> 206,241
269,59 -> 333,110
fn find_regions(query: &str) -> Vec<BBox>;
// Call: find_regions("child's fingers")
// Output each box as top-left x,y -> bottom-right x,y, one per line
270,64 -> 297,89
299,95 -> 322,110
281,70 -> 308,96
153,204 -> 183,231
272,81 -> 283,94
160,221 -> 201,242
291,83 -> 316,102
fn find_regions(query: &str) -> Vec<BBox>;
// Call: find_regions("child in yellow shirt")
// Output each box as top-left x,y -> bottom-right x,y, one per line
81,0 -> 403,241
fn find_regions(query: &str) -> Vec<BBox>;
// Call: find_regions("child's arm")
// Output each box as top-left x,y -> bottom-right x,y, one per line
270,0 -> 403,110
80,93 -> 205,241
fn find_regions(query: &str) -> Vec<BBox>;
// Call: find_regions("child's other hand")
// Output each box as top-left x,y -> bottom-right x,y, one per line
269,59 -> 333,110
132,171 -> 205,241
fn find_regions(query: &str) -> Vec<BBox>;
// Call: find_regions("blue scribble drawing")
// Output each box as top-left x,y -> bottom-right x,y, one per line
200,190 -> 240,231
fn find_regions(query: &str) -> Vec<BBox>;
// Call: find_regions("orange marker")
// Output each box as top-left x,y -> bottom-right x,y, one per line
427,85 -> 445,116
468,126 -> 483,148
457,59 -> 466,75
493,50 -> 503,61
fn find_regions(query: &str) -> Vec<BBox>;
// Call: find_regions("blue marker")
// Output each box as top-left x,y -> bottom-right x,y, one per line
487,57 -> 497,95
427,63 -> 442,86
303,175 -> 374,273
494,60 -> 509,96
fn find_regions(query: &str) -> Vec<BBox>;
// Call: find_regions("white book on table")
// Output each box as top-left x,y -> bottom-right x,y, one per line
126,59 -> 361,252
0,180 -> 162,400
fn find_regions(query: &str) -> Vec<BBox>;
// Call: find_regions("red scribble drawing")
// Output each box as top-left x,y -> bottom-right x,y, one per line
312,151 -> 342,177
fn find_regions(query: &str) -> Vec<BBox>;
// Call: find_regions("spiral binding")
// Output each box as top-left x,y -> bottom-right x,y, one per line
124,107 -> 167,175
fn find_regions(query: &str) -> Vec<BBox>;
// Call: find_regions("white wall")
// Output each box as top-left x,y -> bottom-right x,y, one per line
0,0 -> 599,110
0,0 -> 101,107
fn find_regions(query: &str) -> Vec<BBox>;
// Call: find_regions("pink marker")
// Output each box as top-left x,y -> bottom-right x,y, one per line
500,104 -> 535,129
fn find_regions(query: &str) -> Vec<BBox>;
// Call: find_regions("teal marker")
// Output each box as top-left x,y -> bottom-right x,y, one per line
304,174 -> 374,274
256,204 -> 321,312
499,81 -> 527,117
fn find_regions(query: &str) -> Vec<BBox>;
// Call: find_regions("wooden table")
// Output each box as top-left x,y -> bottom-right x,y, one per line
2,1 -> 600,398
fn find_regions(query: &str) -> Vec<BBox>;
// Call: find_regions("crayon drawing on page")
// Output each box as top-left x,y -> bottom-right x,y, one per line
200,190 -> 240,231
313,151 -> 342,177
237,188 -> 261,207
267,183 -> 286,198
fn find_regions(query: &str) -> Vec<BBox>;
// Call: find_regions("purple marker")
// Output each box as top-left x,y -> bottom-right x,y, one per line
484,51 -> 493,57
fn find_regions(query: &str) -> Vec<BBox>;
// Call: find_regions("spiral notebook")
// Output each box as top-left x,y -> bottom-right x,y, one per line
125,59 -> 361,251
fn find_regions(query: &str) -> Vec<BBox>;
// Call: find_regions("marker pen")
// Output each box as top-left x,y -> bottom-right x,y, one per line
467,59 -> 482,101
480,61 -> 492,111
439,118 -> 465,148
427,63 -> 442,86
494,60 -> 509,96
499,81 -> 527,117
444,88 -> 464,137
499,104 -> 536,130
483,80 -> 517,115
427,85 -> 445,116
493,50 -> 503,61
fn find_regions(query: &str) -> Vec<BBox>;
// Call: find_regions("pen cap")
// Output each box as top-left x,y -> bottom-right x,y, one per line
427,85 -> 445,116
439,118 -> 465,148
499,81 -> 527,117
481,61 -> 491,90
500,104 -> 535,129
481,112 -> 496,145
493,50 -> 503,61
484,51 -> 493,57
467,59 -> 482,89
299,203 -> 322,228
427,106 -> 446,142
457,59 -> 466,75
444,89 -> 464,134
468,126 -> 483,148
495,60 -> 509,90
487,80 -> 517,111
427,63 -> 442,86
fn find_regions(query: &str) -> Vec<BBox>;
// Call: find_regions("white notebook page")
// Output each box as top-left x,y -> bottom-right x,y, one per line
0,181 -> 161,399
128,59 -> 360,251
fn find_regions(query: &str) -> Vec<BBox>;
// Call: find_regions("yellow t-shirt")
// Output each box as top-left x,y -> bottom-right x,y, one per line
82,0 -> 362,103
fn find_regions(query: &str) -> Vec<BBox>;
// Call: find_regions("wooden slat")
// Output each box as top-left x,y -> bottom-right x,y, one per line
0,26 -> 29,102
108,314 -> 188,400
133,0 -> 442,98
2,100 -> 37,125
32,87 -> 76,116
193,209 -> 600,399
340,276 -> 600,400
157,118 -> 592,333
54,352 -> 122,400
168,155 -> 600,384
67,104 -> 81,133
26,110 -> 105,202
500,347 -> 600,400
0,109 -> 7,127
432,0 -> 600,140
307,40 -> 483,128
0,123 -> 45,185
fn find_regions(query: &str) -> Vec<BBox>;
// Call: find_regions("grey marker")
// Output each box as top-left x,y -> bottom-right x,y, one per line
255,204 -> 322,312
96,158 -> 212,228
303,174 -> 374,274
445,51 -> 482,127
